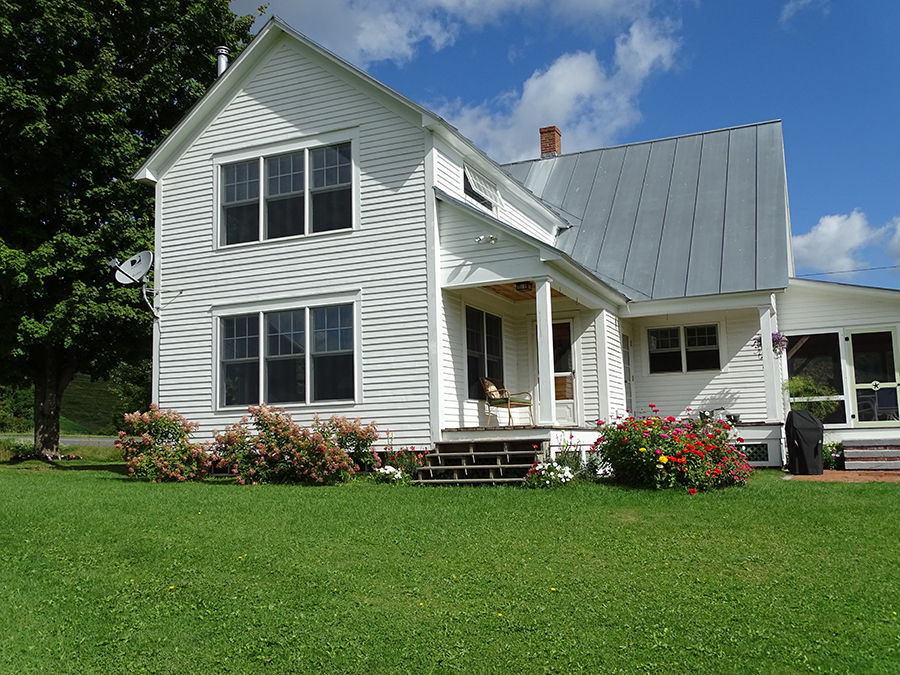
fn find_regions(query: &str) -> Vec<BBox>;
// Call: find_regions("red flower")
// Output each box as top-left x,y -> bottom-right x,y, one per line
689,488 -> 697,495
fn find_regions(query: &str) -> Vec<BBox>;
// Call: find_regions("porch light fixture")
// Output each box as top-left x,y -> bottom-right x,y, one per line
474,234 -> 498,245
515,281 -> 534,292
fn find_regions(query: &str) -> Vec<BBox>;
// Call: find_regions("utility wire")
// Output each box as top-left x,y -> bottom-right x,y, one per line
797,264 -> 900,277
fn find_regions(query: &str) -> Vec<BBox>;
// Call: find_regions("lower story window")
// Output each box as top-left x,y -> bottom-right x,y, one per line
648,324 -> 720,373
220,303 -> 354,407
466,306 -> 503,399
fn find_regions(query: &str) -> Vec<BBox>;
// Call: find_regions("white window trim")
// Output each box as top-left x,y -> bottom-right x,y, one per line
212,128 -> 360,249
465,303 -> 504,400
212,291 -> 361,411
645,322 -> 724,375
464,164 -> 501,212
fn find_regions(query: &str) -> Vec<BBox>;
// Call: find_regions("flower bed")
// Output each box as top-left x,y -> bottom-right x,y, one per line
592,407 -> 753,491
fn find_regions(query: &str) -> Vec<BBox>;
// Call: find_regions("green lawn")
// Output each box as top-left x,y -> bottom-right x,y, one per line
0,461 -> 897,674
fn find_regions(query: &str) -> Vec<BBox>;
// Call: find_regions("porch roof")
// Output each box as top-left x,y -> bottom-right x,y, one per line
501,121 -> 792,302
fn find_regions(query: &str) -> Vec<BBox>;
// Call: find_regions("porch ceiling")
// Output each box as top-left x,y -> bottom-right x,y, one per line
483,282 -> 566,303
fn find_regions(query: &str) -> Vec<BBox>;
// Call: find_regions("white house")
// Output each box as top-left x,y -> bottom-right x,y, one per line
134,17 -> 900,474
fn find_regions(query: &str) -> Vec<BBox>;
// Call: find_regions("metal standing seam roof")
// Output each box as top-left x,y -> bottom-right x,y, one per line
501,121 -> 791,301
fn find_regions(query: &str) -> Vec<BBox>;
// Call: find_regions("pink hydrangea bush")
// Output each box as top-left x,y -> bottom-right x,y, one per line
593,406 -> 753,491
212,405 -> 362,485
116,404 -> 212,482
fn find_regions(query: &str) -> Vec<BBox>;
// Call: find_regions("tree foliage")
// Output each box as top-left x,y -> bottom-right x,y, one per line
0,0 -> 255,453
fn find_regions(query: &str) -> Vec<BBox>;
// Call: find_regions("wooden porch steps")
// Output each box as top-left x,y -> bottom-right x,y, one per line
415,440 -> 545,486
843,441 -> 900,471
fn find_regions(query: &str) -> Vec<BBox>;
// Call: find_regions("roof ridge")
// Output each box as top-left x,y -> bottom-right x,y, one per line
501,120 -> 783,167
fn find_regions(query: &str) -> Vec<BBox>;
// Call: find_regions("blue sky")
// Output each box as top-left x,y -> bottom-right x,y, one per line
231,0 -> 900,289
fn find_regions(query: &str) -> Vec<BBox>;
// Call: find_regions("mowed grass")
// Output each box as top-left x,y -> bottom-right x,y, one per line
0,463 -> 898,674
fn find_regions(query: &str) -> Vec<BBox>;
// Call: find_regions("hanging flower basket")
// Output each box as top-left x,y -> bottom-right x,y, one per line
752,332 -> 789,359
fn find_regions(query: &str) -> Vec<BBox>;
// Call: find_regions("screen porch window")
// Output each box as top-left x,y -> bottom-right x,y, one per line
466,306 -> 503,399
221,141 -> 352,245
786,333 -> 846,424
648,324 -> 720,373
220,304 -> 354,407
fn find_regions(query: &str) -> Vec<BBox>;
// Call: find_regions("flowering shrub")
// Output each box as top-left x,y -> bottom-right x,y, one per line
592,406 -> 753,491
117,404 -> 212,482
823,441 -> 845,470
313,415 -> 379,469
522,461 -> 575,488
373,465 -> 407,484
212,405 -> 358,486
372,432 -> 428,481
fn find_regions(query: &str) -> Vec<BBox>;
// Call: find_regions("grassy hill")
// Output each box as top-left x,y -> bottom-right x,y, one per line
60,374 -> 121,436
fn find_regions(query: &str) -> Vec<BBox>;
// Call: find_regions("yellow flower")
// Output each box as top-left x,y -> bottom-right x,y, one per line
659,455 -> 668,464
639,447 -> 646,452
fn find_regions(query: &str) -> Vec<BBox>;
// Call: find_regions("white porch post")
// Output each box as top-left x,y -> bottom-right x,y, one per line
758,302 -> 781,423
535,277 -> 556,425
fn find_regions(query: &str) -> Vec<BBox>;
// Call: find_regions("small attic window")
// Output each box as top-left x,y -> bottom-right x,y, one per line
464,165 -> 500,212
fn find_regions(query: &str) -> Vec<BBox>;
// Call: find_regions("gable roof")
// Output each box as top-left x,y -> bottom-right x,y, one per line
502,121 -> 792,301
132,17 -> 569,235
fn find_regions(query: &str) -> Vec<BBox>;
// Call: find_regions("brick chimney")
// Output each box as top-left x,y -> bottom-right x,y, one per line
540,126 -> 561,158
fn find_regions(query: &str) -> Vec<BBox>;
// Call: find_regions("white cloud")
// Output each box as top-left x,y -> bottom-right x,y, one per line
433,18 -> 680,162
886,217 -> 900,261
779,0 -> 830,27
232,0 -> 660,66
792,210 -> 888,278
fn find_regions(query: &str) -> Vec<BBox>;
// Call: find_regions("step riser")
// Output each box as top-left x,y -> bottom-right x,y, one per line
844,450 -> 900,459
845,460 -> 900,471
415,440 -> 544,486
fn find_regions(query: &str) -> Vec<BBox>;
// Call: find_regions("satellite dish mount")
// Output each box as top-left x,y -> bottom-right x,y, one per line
108,250 -> 161,319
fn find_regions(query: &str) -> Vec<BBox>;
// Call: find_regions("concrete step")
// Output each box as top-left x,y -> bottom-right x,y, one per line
841,442 -> 900,471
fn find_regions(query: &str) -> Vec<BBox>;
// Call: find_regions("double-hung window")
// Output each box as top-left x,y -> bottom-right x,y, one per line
220,303 -> 355,407
648,324 -> 721,373
220,141 -> 353,246
466,306 -> 503,399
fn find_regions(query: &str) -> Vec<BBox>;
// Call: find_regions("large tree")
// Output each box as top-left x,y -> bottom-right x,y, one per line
0,0 -> 254,455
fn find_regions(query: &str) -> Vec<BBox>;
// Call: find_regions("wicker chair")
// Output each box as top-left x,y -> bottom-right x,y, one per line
480,376 -> 535,427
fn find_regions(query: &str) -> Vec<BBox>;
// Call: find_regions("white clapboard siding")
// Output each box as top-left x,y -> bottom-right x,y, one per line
433,144 -> 556,246
578,311 -> 600,424
629,309 -> 767,419
779,279 -> 900,333
440,289 -> 466,429
604,313 -> 627,416
438,203 -> 551,287
155,39 -> 434,450
434,144 -> 464,195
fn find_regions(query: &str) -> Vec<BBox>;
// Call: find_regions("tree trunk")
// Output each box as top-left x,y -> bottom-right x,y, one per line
32,348 -> 76,457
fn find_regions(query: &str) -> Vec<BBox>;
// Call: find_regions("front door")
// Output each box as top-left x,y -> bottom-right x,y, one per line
553,321 -> 576,425
850,330 -> 900,425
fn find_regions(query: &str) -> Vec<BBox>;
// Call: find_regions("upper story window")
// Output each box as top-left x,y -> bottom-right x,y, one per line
220,141 -> 353,246
648,324 -> 721,373
464,165 -> 500,212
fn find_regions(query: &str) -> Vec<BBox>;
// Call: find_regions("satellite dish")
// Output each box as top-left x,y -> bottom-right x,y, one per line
114,250 -> 153,285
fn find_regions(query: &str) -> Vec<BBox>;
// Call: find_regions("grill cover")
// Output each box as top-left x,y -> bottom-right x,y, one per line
786,409 -> 824,475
